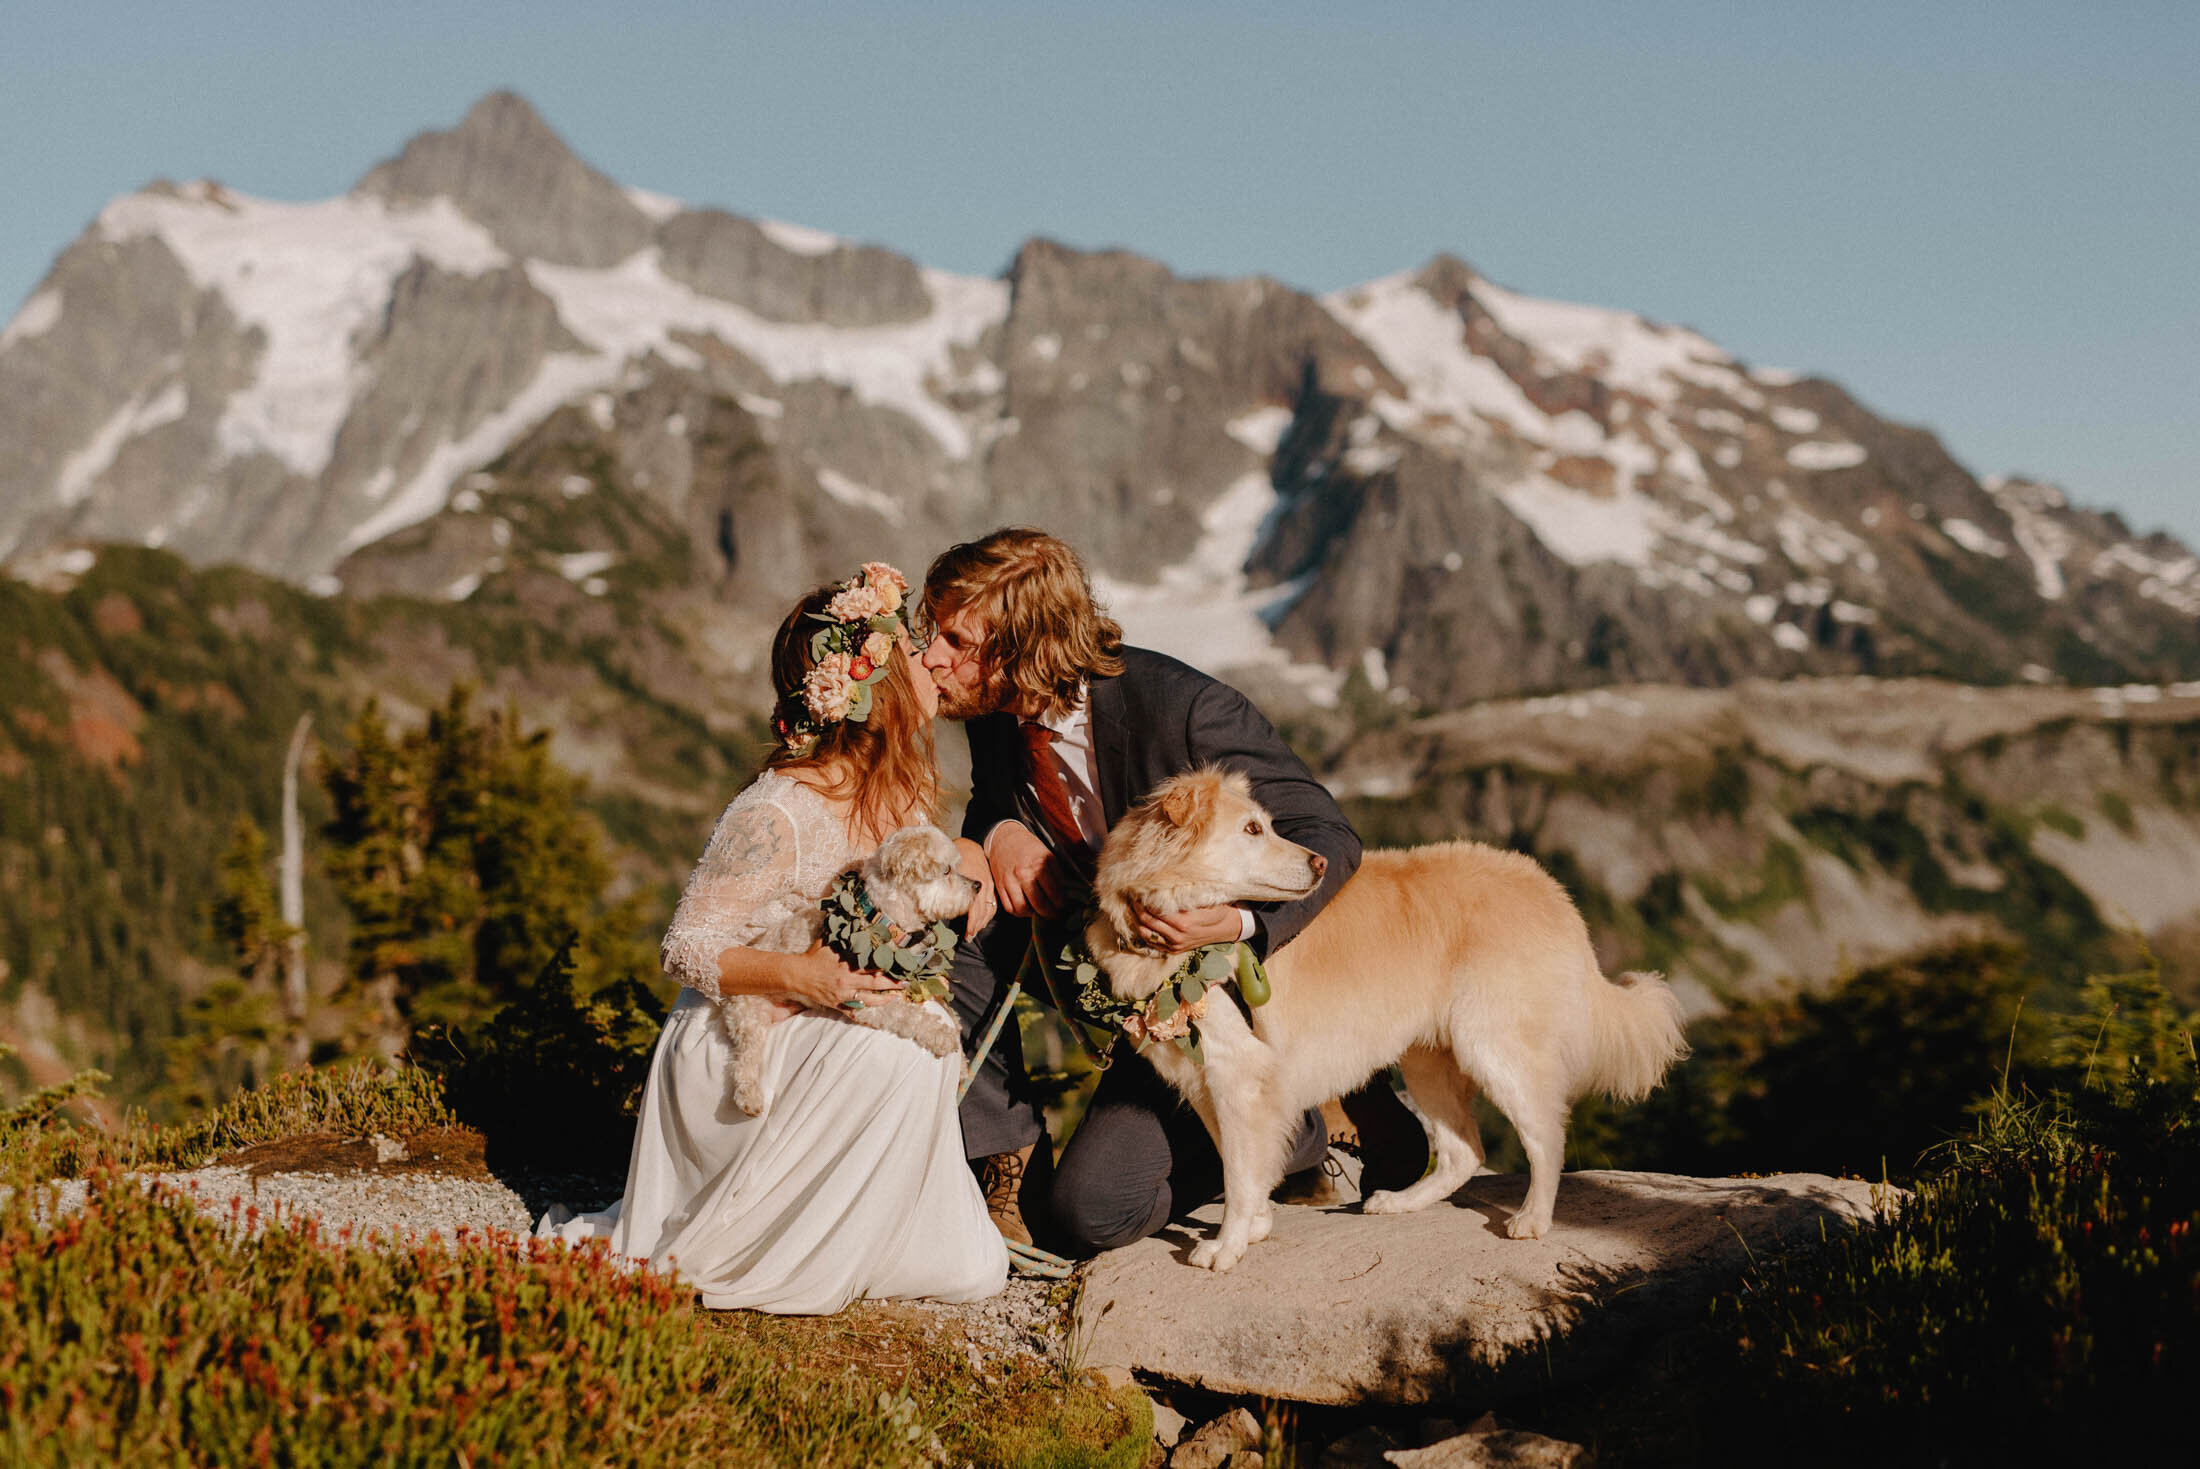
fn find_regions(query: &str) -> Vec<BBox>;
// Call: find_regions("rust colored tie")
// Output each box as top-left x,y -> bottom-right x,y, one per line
1019,720 -> 1095,875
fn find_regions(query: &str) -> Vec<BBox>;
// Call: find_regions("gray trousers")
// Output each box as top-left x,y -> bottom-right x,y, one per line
950,917 -> 1325,1256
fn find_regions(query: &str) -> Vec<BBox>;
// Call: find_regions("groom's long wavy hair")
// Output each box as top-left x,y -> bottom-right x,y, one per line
764,583 -> 940,843
923,528 -> 1125,722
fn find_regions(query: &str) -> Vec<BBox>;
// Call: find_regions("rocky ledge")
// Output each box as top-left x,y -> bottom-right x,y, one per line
1076,1169 -> 1891,1406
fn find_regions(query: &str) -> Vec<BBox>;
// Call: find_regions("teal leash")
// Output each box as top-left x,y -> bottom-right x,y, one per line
959,925 -> 1077,1279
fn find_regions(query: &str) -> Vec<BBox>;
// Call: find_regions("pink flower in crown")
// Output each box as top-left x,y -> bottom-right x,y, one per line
861,630 -> 895,665
860,562 -> 908,610
802,653 -> 857,722
827,582 -> 889,623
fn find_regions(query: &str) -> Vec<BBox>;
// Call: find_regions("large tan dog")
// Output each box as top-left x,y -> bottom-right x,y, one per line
1087,768 -> 1687,1272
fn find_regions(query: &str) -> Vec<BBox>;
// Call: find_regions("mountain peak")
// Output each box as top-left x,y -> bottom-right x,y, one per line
1410,252 -> 1481,307
355,90 -> 652,268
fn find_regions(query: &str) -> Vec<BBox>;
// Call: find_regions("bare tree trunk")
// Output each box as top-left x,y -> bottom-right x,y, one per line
281,712 -> 313,1068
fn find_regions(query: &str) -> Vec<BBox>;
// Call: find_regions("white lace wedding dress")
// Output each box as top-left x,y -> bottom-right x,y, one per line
537,770 -> 1008,1312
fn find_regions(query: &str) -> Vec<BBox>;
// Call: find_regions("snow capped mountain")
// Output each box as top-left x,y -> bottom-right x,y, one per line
2,91 -> 2193,712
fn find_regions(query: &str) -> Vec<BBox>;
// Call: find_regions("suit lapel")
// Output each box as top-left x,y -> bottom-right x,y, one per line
1088,675 -> 1134,826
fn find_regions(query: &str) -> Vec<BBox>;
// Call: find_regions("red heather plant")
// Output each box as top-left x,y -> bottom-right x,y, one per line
0,1168 -> 923,1467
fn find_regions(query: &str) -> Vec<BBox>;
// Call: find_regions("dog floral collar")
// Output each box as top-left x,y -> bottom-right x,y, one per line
772,561 -> 918,756
1049,921 -> 1271,1065
820,869 -> 957,1003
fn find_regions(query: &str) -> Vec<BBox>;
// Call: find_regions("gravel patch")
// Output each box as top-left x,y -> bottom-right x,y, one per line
154,1165 -> 537,1242
898,1273 -> 1080,1367
27,1165 -> 538,1242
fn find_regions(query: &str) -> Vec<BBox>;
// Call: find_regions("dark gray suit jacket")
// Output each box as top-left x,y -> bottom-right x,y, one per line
959,647 -> 1361,957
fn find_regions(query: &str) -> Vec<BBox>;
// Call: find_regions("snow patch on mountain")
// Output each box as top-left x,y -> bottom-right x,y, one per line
1943,518 -> 2008,558
815,467 -> 905,524
526,249 -> 1007,459
623,187 -> 683,223
1987,477 -> 2075,600
2,288 -> 62,348
344,351 -> 609,552
98,184 -> 508,478
2094,544 -> 2200,616
553,550 -> 617,582
1787,441 -> 1868,471
52,383 -> 191,507
1094,472 -> 1343,705
1471,277 -> 1760,406
1496,475 -> 1662,567
1226,405 -> 1294,456
1324,274 -> 1550,442
757,218 -> 843,256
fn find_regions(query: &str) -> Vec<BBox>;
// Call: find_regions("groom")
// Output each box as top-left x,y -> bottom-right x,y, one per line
922,527 -> 1375,1255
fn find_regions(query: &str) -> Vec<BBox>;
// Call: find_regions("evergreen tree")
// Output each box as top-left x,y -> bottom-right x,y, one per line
208,815 -> 292,987
319,685 -> 648,1046
166,816 -> 295,1110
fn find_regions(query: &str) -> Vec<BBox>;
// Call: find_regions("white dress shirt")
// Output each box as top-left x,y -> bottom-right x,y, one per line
1008,691 -> 1255,941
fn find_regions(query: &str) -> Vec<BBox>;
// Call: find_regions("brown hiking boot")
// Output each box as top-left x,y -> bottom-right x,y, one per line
1331,1078 -> 1431,1197
975,1143 -> 1037,1246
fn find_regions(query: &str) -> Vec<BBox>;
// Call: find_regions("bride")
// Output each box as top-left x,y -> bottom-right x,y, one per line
540,562 -> 1009,1311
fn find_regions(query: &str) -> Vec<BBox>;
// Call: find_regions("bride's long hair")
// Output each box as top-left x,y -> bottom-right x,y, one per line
763,582 -> 940,843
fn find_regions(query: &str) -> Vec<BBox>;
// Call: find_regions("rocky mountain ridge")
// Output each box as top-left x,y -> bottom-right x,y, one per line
1329,676 -> 2200,1000
5,91 -> 2195,714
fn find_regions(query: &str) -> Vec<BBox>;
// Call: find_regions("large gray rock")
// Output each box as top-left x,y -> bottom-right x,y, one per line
1385,1422 -> 1591,1468
1075,1170 -> 1888,1407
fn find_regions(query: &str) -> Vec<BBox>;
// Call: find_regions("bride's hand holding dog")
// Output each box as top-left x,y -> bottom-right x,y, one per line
713,942 -> 904,1018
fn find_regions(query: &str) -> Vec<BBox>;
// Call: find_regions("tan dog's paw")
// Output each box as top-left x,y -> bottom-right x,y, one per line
1361,1188 -> 1411,1215
1188,1236 -> 1247,1272
1504,1209 -> 1551,1240
1249,1203 -> 1274,1244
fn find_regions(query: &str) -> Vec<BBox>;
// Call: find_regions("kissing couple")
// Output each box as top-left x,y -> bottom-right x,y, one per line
542,527 -> 1373,1311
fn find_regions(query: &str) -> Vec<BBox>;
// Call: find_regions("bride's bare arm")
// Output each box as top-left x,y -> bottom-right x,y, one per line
713,942 -> 903,1009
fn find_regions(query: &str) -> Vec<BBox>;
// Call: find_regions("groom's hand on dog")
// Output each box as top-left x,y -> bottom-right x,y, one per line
953,836 -> 997,934
986,821 -> 1070,919
1127,899 -> 1244,954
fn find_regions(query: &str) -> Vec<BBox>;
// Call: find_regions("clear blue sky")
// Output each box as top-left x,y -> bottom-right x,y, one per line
7,1 -> 2194,545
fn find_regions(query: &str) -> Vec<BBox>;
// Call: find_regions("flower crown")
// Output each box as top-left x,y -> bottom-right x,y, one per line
772,562 -> 918,756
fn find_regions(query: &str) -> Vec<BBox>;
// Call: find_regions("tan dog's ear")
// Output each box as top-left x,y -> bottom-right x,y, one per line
1158,780 -> 1202,828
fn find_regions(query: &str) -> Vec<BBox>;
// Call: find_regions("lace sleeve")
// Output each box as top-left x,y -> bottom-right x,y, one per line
660,795 -> 805,998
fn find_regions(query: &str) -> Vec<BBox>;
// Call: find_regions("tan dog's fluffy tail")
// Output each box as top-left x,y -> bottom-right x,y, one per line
1584,970 -> 1689,1102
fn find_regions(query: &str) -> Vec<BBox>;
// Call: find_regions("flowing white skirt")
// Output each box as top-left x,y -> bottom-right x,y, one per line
538,988 -> 1008,1312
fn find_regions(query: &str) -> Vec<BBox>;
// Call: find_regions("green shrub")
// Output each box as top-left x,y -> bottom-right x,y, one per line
1701,973 -> 2198,1461
1566,941 -> 2038,1181
2,1052 -> 454,1184
130,1058 -> 455,1173
414,939 -> 663,1174
2034,803 -> 2085,839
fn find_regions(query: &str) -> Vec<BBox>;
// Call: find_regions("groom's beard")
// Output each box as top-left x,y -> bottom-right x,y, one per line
935,664 -> 1012,722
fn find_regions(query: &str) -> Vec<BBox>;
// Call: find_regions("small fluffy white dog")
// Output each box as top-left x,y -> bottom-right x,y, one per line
1088,769 -> 1688,1272
716,824 -> 973,1117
